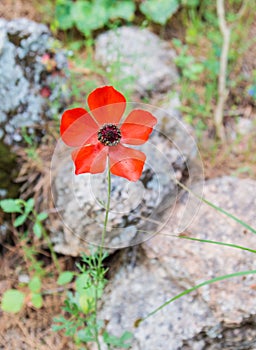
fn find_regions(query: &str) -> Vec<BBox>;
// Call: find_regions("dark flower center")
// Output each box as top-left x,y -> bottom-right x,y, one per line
98,124 -> 121,146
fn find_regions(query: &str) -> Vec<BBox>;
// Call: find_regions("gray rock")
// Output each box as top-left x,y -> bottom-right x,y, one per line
51,105 -> 202,255
0,18 -> 68,145
236,117 -> 255,136
0,27 -> 5,54
97,176 -> 256,349
95,26 -> 179,96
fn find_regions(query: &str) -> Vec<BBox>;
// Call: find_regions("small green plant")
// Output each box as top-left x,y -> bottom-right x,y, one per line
21,127 -> 40,160
172,38 -> 209,134
1,289 -> 25,313
173,39 -> 205,81
0,197 -> 59,313
54,0 -> 184,37
0,197 -> 60,269
2,254 -> 45,312
54,0 -> 135,37
54,252 -> 133,349
28,276 -> 44,308
1,238 -> 45,313
0,198 -> 47,238
139,0 -> 179,25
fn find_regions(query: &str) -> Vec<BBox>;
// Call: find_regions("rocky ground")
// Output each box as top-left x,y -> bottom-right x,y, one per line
99,177 -> 256,350
1,3 -> 256,350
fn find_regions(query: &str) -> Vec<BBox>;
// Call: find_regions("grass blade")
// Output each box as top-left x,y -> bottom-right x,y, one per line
176,179 -> 256,235
178,235 -> 256,254
137,269 -> 256,324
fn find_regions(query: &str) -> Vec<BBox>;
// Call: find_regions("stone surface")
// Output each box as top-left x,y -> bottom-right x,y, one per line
0,18 -> 68,144
236,117 -> 255,136
97,176 -> 256,349
51,105 -> 202,255
95,26 -> 179,96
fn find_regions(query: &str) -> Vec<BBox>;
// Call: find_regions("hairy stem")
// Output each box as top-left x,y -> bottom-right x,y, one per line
94,165 -> 111,349
99,165 -> 111,265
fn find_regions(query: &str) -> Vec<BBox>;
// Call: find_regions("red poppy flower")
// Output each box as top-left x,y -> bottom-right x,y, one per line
60,86 -> 157,181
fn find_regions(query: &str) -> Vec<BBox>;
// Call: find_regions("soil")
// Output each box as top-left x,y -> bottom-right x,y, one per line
0,0 -> 42,22
0,244 -> 74,349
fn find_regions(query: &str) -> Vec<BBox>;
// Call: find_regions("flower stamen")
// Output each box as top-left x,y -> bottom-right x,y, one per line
98,124 -> 121,146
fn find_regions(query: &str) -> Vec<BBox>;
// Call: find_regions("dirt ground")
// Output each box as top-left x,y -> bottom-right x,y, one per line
0,0 -> 42,21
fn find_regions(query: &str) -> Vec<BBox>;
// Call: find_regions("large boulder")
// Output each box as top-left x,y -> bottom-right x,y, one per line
0,18 -> 68,144
97,176 -> 256,349
95,26 -> 179,96
50,104 -> 202,256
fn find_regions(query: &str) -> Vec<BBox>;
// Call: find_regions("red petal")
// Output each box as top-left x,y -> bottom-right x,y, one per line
121,110 -> 157,145
109,144 -> 146,181
72,143 -> 108,175
87,86 -> 126,125
60,108 -> 98,147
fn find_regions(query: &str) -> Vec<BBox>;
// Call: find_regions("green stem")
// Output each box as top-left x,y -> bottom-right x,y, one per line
42,229 -> 61,273
94,164 -> 111,350
99,165 -> 111,266
32,210 -> 61,273
41,227 -> 61,273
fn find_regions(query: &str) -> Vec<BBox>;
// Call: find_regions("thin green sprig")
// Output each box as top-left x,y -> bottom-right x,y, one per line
178,235 -> 256,254
161,233 -> 256,255
31,208 -> 61,273
137,269 -> 256,325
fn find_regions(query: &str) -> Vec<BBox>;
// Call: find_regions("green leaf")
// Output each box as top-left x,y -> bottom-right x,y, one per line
37,212 -> 48,222
14,214 -> 27,227
77,328 -> 95,342
108,1 -> 135,21
120,331 -> 133,342
78,293 -> 94,314
183,63 -> 204,81
140,0 -> 179,25
76,272 -> 104,300
1,289 -> 25,313
33,221 -> 42,239
75,272 -> 90,293
181,0 -> 200,7
24,198 -> 34,215
72,0 -> 108,36
103,331 -> 133,348
55,0 -> 74,30
0,199 -> 22,213
31,293 -> 43,309
28,276 -> 41,292
57,271 -> 74,285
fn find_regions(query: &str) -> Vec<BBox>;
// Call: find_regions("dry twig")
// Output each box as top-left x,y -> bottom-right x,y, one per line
214,0 -> 250,141
214,0 -> 231,141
